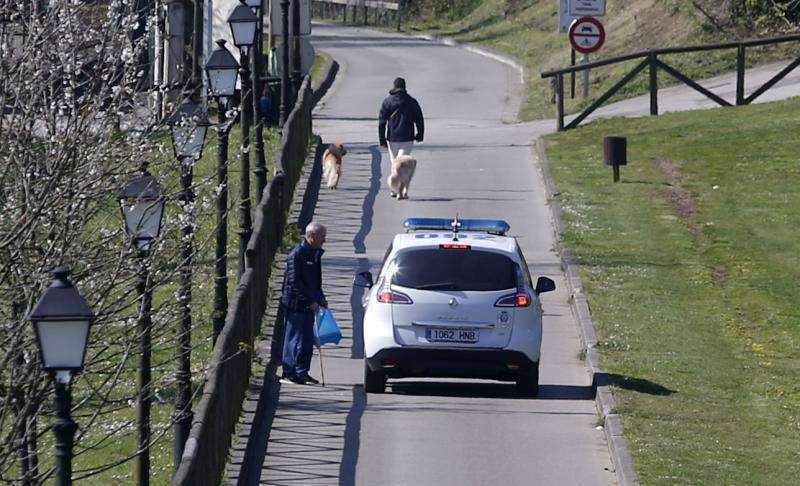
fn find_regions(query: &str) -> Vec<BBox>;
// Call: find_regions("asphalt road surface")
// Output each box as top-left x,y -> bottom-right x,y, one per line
253,23 -> 616,486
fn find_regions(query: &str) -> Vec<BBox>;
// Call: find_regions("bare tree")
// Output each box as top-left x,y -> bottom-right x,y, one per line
0,1 -> 231,483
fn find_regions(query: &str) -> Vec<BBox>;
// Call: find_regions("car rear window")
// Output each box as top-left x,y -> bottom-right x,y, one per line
391,249 -> 517,291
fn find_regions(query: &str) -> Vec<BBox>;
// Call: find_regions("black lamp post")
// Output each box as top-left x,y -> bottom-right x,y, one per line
228,1 -> 258,277
118,172 -> 165,486
28,267 -> 96,486
165,100 -> 209,470
291,0 -> 302,96
243,0 -> 267,203
205,39 -> 239,343
279,0 -> 290,128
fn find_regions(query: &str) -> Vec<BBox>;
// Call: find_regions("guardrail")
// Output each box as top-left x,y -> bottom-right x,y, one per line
541,34 -> 800,131
172,77 -> 314,486
312,0 -> 403,31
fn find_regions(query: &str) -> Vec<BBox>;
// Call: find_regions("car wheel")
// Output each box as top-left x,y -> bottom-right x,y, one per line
516,365 -> 539,398
364,361 -> 386,393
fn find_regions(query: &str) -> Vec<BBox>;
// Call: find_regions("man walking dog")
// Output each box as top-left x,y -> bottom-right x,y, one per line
378,77 -> 425,195
280,222 -> 328,385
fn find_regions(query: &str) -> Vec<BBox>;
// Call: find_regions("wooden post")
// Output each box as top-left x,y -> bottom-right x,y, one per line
556,73 -> 564,131
649,52 -> 658,116
570,48 -> 576,99
736,44 -> 746,105
397,0 -> 402,31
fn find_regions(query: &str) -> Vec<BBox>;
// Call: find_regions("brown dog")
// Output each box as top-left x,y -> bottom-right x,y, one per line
387,151 -> 417,199
322,142 -> 346,189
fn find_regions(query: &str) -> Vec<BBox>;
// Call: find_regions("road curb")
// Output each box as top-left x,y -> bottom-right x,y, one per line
535,138 -> 640,486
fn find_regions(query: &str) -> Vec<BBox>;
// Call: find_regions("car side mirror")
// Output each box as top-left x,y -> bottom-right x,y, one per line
535,276 -> 555,294
354,271 -> 374,289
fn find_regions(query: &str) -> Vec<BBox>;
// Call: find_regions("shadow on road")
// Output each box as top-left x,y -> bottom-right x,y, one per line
352,145 -> 382,254
387,380 -> 595,400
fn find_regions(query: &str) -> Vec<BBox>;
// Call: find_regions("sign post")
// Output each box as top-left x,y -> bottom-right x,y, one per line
568,16 -> 605,97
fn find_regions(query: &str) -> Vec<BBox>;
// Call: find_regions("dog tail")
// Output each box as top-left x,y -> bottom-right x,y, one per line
397,148 -> 406,157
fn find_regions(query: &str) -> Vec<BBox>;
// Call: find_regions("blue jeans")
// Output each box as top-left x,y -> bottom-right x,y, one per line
281,309 -> 314,378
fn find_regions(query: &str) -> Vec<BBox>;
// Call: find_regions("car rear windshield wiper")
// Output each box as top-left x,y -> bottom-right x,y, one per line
414,282 -> 460,290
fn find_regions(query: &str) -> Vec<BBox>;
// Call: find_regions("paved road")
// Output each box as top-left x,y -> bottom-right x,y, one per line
249,23 -> 615,485
230,22 -> 800,486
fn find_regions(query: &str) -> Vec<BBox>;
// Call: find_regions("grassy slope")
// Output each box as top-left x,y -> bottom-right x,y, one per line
544,101 -> 800,484
398,1 -> 800,483
406,0 -> 796,121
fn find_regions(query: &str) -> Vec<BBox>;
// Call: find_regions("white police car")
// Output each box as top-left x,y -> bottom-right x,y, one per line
354,218 -> 555,396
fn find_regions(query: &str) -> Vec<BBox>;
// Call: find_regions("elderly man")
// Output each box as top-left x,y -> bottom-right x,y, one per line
280,222 -> 328,385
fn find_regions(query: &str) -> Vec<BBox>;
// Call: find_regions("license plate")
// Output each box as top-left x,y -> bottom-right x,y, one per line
426,328 -> 479,343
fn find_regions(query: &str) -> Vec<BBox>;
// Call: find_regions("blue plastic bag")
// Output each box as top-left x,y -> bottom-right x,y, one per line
315,308 -> 342,346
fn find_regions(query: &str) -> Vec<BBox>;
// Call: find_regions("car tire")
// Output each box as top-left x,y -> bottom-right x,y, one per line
516,365 -> 539,398
364,361 -> 386,393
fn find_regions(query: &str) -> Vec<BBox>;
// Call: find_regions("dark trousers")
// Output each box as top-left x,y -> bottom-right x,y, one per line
281,309 -> 314,378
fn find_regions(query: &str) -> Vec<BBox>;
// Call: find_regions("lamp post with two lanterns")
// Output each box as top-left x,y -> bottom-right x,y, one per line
227,1 -> 258,277
118,170 -> 166,486
28,267 -> 97,486
205,39 -> 239,343
165,100 -> 209,468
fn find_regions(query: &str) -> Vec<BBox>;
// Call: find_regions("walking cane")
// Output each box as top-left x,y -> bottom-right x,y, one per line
315,310 -> 326,387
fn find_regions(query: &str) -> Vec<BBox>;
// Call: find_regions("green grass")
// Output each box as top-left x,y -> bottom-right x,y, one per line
544,98 -> 800,484
392,0 -> 799,121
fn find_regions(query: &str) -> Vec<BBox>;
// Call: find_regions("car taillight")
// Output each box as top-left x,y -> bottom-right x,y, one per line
439,244 -> 471,249
377,290 -> 413,304
494,292 -> 531,307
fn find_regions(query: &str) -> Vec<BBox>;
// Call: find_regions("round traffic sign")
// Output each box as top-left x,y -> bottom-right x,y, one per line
568,16 -> 605,54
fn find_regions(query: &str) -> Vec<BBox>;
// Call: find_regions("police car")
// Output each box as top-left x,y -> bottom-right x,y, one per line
354,217 -> 555,396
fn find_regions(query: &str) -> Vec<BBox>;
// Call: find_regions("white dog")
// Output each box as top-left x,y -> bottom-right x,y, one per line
387,150 -> 417,200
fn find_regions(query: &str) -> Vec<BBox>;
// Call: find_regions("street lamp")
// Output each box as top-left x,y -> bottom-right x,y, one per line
28,267 -> 96,486
291,0 -> 302,96
242,0 -> 268,204
118,172 -> 166,253
166,100 -> 210,161
228,1 -> 258,51
228,1 -> 257,278
165,100 -> 209,469
279,0 -> 290,128
205,39 -> 239,343
118,173 -> 165,486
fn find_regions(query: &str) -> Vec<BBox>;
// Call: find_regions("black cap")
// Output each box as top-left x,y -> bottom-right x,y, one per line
393,77 -> 406,90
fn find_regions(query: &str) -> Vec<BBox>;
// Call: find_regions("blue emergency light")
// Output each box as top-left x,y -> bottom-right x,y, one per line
403,217 -> 510,235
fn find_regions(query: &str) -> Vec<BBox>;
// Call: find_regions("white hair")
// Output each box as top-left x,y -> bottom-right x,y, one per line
305,221 -> 327,238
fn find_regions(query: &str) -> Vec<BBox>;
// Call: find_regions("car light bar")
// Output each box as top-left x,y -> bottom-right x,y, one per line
404,217 -> 510,235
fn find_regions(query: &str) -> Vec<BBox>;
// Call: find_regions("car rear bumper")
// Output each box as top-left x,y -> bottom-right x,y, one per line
366,346 -> 537,381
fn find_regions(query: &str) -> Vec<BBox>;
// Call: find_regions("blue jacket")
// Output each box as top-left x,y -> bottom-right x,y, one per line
378,89 -> 424,145
280,240 -> 326,312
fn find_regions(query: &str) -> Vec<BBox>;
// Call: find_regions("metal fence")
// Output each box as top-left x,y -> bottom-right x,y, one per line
312,0 -> 403,31
541,34 -> 800,131
172,77 -> 314,486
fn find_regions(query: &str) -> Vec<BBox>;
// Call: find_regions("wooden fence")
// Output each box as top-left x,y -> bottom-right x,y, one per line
312,0 -> 403,31
541,34 -> 800,131
171,77 -> 314,486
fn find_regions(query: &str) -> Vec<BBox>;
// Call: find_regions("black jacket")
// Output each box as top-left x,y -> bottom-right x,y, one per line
378,89 -> 424,145
280,240 -> 326,312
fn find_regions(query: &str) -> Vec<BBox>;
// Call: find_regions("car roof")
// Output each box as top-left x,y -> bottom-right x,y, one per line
391,231 -> 519,254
